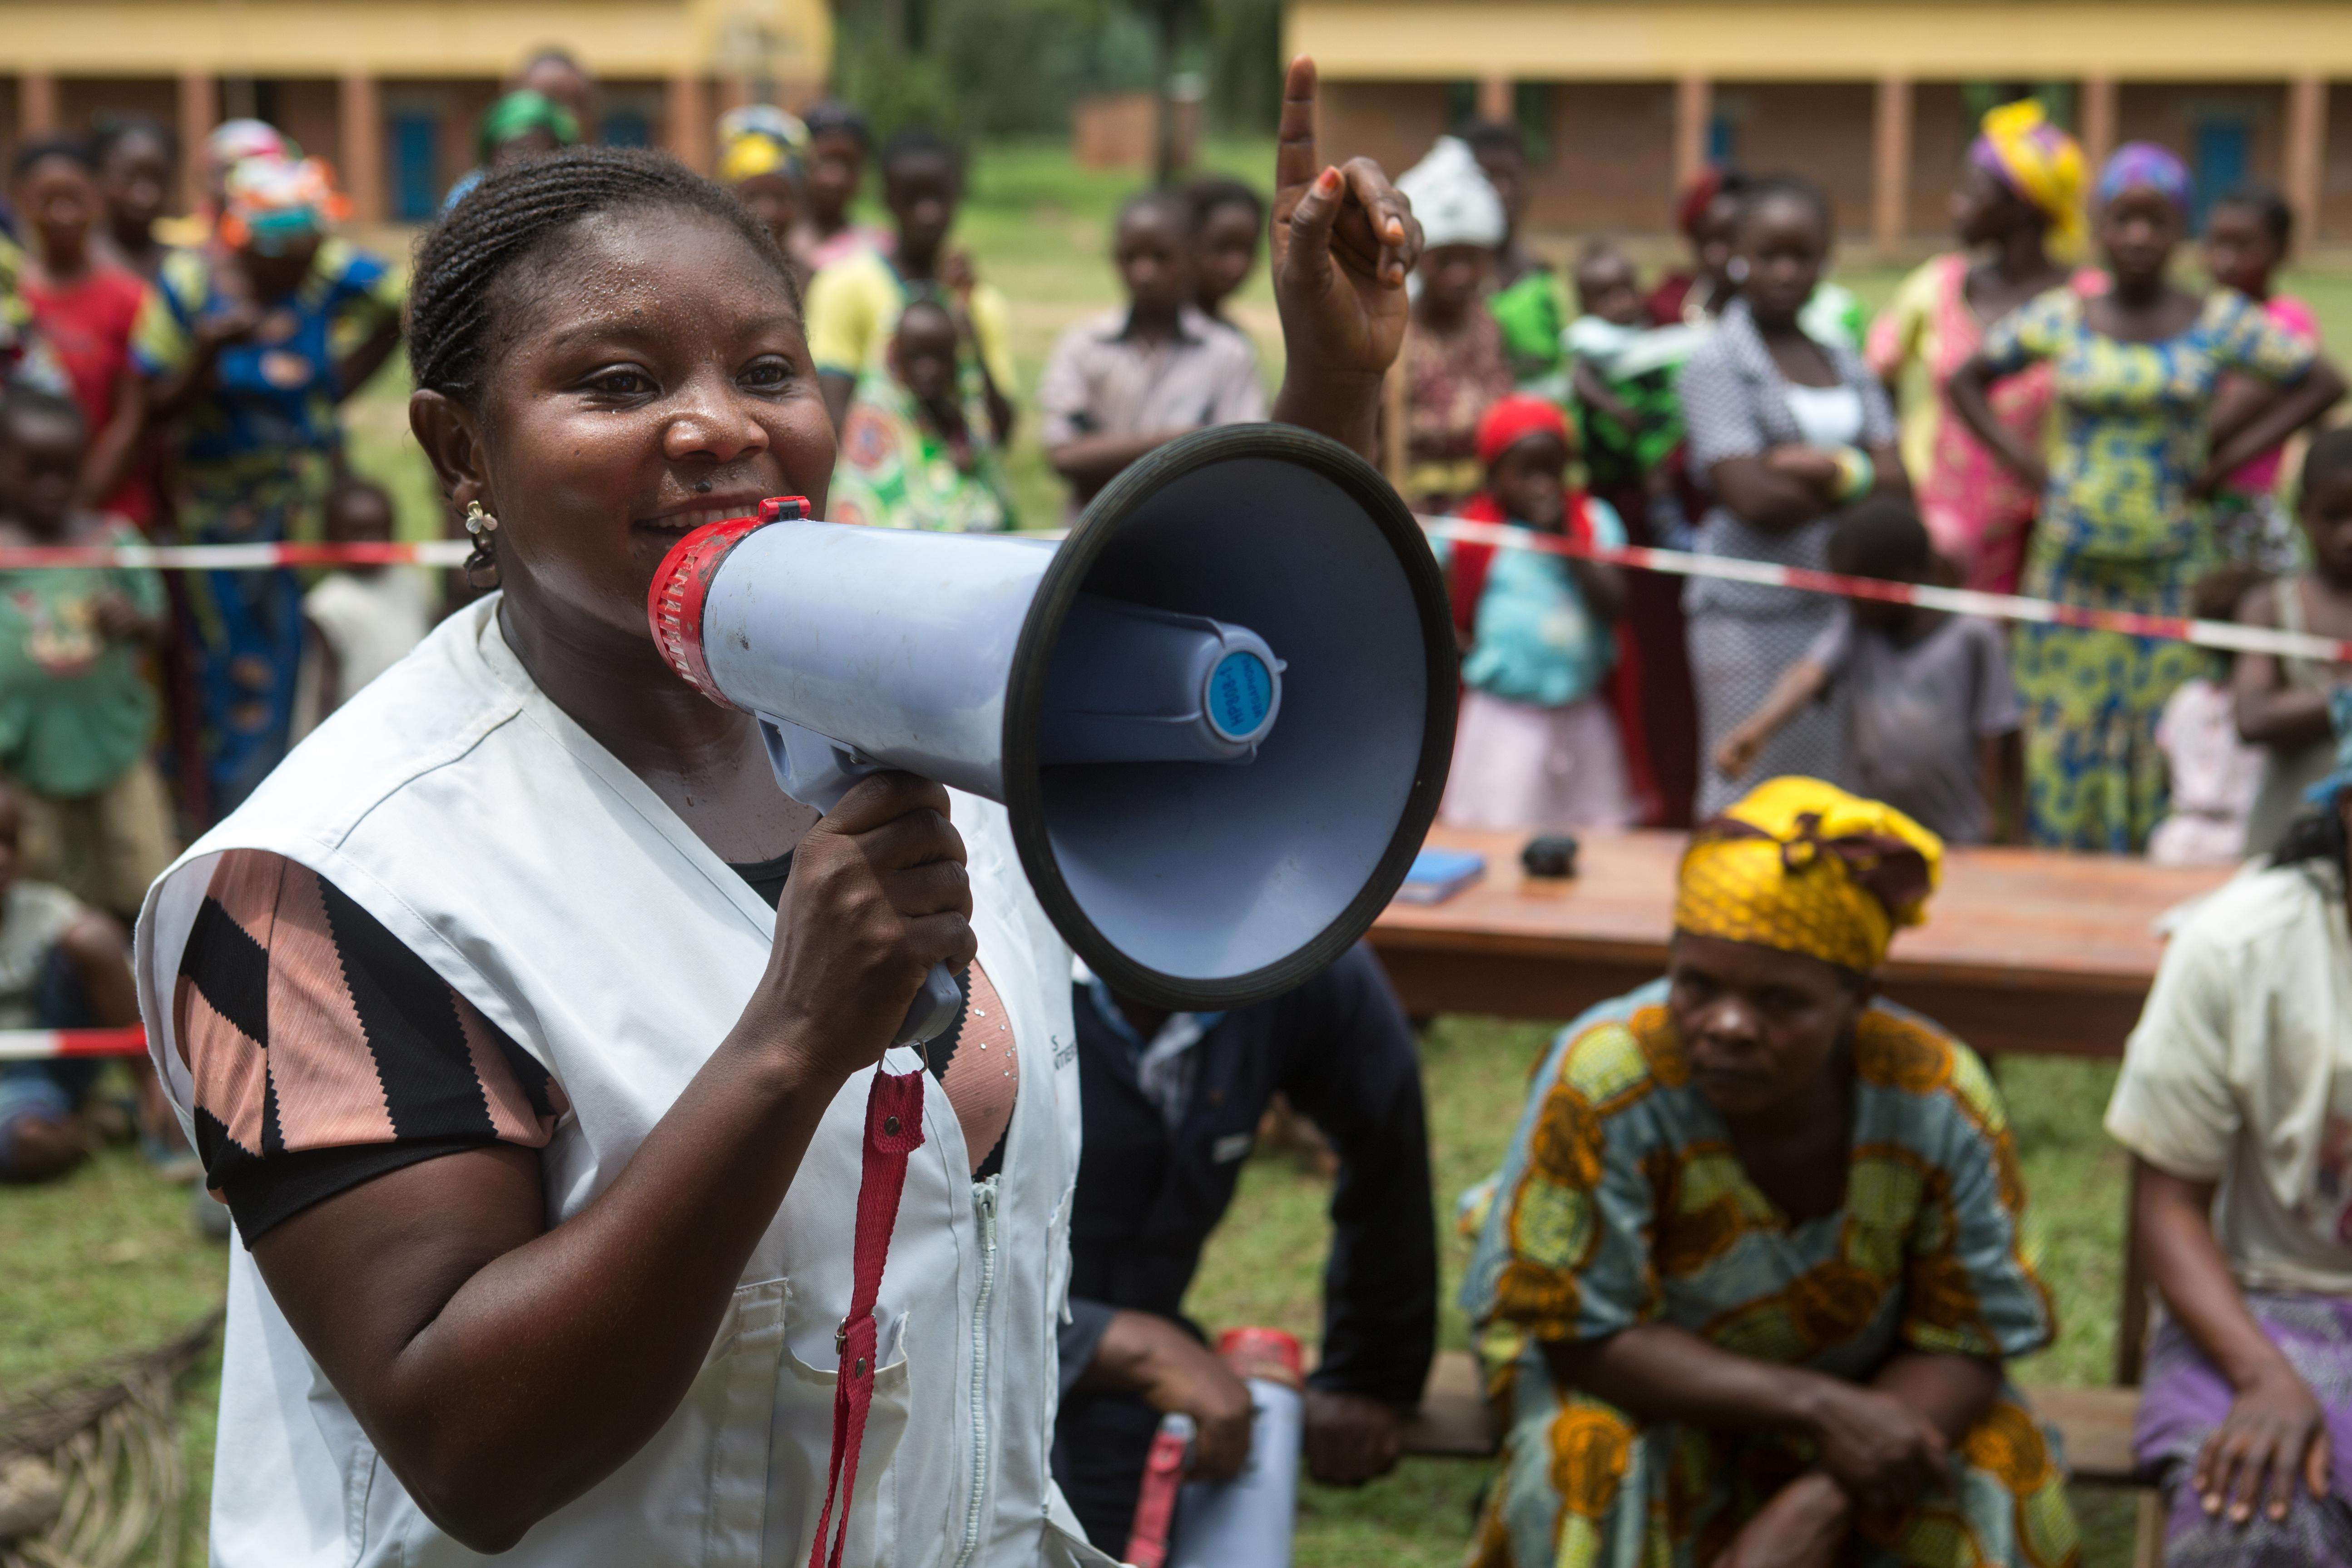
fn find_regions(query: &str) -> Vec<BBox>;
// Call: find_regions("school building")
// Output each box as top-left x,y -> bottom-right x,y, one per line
1292,0 -> 2352,252
0,0 -> 829,223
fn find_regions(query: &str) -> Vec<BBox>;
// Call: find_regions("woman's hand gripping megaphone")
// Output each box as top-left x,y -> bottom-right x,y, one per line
762,719 -> 970,1046
743,752 -> 975,1074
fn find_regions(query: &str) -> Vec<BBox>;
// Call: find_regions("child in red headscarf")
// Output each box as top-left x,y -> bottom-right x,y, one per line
1439,394 -> 1644,831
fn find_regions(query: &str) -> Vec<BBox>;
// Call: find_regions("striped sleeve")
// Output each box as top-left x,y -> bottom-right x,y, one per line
171,848 -> 567,1240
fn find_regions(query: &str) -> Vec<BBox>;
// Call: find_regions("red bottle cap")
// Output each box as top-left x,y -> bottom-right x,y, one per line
1217,1326 -> 1304,1389
644,497 -> 808,708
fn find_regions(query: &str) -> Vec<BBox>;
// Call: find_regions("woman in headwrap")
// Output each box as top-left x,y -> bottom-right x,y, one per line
441,90 -> 580,211
1461,777 -> 2077,1568
717,104 -> 809,287
2109,700 -> 2352,1567
1648,166 -> 1743,329
132,153 -> 404,818
1393,135 -> 1514,511
1950,143 -> 2345,853
1867,101 -> 2091,594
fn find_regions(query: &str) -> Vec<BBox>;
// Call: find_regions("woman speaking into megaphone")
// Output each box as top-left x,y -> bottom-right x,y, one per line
131,58 -> 1421,1568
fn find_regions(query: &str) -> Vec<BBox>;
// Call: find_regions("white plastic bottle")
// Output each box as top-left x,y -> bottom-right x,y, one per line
1167,1328 -> 1305,1568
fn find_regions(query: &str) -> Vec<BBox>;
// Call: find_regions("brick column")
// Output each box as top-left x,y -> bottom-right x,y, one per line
338,72 -> 383,224
2285,74 -> 2328,250
2080,74 -> 2118,175
666,71 -> 711,175
1674,73 -> 1712,188
1475,75 -> 1511,123
177,70 -> 217,215
1872,74 -> 1913,258
20,73 -> 57,138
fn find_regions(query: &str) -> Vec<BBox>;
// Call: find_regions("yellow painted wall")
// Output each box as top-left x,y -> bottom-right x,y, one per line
0,0 -> 829,79
1290,0 -> 2352,80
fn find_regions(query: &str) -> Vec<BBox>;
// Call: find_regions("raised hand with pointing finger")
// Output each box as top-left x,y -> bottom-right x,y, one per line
1267,55 -> 1423,460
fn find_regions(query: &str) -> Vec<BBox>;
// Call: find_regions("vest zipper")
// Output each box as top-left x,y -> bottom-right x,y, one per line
953,1176 -> 1002,1568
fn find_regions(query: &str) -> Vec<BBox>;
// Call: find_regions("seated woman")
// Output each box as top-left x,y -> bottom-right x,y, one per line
2106,701 -> 2352,1566
1461,776 -> 2079,1568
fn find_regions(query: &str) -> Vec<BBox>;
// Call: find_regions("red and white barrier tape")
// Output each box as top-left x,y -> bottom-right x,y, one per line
1,522 -> 2335,664
1421,516 -> 2352,667
0,539 -> 471,570
0,1024 -> 147,1060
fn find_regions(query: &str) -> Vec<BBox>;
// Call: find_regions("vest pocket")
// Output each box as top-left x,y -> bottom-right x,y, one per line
767,1304 -> 911,1567
696,1276 -> 790,1566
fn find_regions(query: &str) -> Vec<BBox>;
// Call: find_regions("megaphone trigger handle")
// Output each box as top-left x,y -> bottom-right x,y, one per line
896,963 -> 965,1048
758,716 -> 885,816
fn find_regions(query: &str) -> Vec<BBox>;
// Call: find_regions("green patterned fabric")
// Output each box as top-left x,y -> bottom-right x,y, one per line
1490,269 -> 1567,394
1978,285 -> 2318,849
826,370 -> 1013,534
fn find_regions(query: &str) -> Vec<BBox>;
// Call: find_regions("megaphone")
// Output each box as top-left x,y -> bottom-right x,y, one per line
647,424 -> 1455,1038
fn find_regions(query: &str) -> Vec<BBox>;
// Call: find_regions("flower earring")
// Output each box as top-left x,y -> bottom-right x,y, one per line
462,499 -> 500,589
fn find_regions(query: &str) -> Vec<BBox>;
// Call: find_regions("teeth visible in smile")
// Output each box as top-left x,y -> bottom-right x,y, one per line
649,506 -> 748,531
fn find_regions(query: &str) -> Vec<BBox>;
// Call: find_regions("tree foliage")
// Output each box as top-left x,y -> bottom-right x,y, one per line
828,0 -> 1285,144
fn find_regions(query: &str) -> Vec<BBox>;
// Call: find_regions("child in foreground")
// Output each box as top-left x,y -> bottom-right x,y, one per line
292,476 -> 434,733
827,296 -> 1014,533
0,388 -> 172,920
2235,427 -> 2352,858
2148,566 -> 2268,866
1439,393 -> 1634,832
1039,189 -> 1265,517
0,779 -> 150,1184
1714,495 -> 2021,843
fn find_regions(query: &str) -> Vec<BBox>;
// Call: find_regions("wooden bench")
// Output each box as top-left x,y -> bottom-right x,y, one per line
1397,1352 -> 2164,1564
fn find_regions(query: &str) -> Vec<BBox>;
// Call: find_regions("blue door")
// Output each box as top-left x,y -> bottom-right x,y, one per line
1708,111 -> 1738,167
604,108 -> 652,148
2194,118 -> 2249,228
391,110 -> 440,221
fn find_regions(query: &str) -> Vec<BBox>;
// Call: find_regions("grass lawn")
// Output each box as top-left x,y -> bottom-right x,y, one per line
11,136 -> 2342,1564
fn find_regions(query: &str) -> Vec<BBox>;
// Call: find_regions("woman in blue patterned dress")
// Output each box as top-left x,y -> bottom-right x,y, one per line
1461,777 -> 2076,1568
1948,144 -> 2343,852
133,153 -> 402,819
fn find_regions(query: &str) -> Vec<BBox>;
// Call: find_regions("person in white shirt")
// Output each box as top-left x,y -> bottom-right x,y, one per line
291,476 -> 434,736
2107,697 -> 2352,1564
136,69 -> 1424,1568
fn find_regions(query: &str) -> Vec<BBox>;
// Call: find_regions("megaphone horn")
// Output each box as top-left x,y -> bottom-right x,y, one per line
647,424 -> 1458,1028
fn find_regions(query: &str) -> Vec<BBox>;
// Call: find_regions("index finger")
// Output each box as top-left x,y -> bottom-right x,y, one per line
823,770 -> 954,835
1275,55 -> 1320,198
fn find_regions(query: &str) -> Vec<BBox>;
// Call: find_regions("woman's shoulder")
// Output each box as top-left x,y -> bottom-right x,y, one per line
2170,860 -> 2338,956
187,602 -> 527,861
1542,981 -> 1684,1121
1852,1001 -> 2012,1144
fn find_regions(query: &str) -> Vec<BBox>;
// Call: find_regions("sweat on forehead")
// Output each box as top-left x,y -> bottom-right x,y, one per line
406,145 -> 797,406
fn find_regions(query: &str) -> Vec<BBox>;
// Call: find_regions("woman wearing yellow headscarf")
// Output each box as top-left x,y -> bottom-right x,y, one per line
1866,99 -> 2091,595
1461,777 -> 2080,1568
716,104 -> 810,288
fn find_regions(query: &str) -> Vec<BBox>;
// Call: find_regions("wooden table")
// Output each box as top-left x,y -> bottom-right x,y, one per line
1370,828 -> 2233,1058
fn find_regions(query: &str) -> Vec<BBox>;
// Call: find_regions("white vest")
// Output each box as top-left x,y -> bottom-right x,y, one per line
135,598 -> 1118,1568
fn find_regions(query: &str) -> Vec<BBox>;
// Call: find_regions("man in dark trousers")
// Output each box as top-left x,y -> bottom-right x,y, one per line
1052,942 -> 1437,1551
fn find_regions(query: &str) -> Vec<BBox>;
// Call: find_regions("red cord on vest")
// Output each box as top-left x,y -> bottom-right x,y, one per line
807,1065 -> 927,1568
1122,1414 -> 1194,1568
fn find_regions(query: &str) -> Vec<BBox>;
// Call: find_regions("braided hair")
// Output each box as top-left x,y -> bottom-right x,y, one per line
408,145 -> 797,409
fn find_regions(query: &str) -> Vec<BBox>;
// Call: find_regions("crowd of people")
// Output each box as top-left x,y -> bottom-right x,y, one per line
1407,104 -> 2351,874
0,43 -> 2347,1568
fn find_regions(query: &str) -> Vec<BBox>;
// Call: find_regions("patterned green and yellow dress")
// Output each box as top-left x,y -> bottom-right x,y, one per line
826,367 -> 1014,534
1459,982 -> 2079,1568
1973,287 -> 2318,852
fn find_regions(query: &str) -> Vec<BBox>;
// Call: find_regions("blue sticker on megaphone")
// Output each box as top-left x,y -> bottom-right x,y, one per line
1208,652 -> 1273,741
